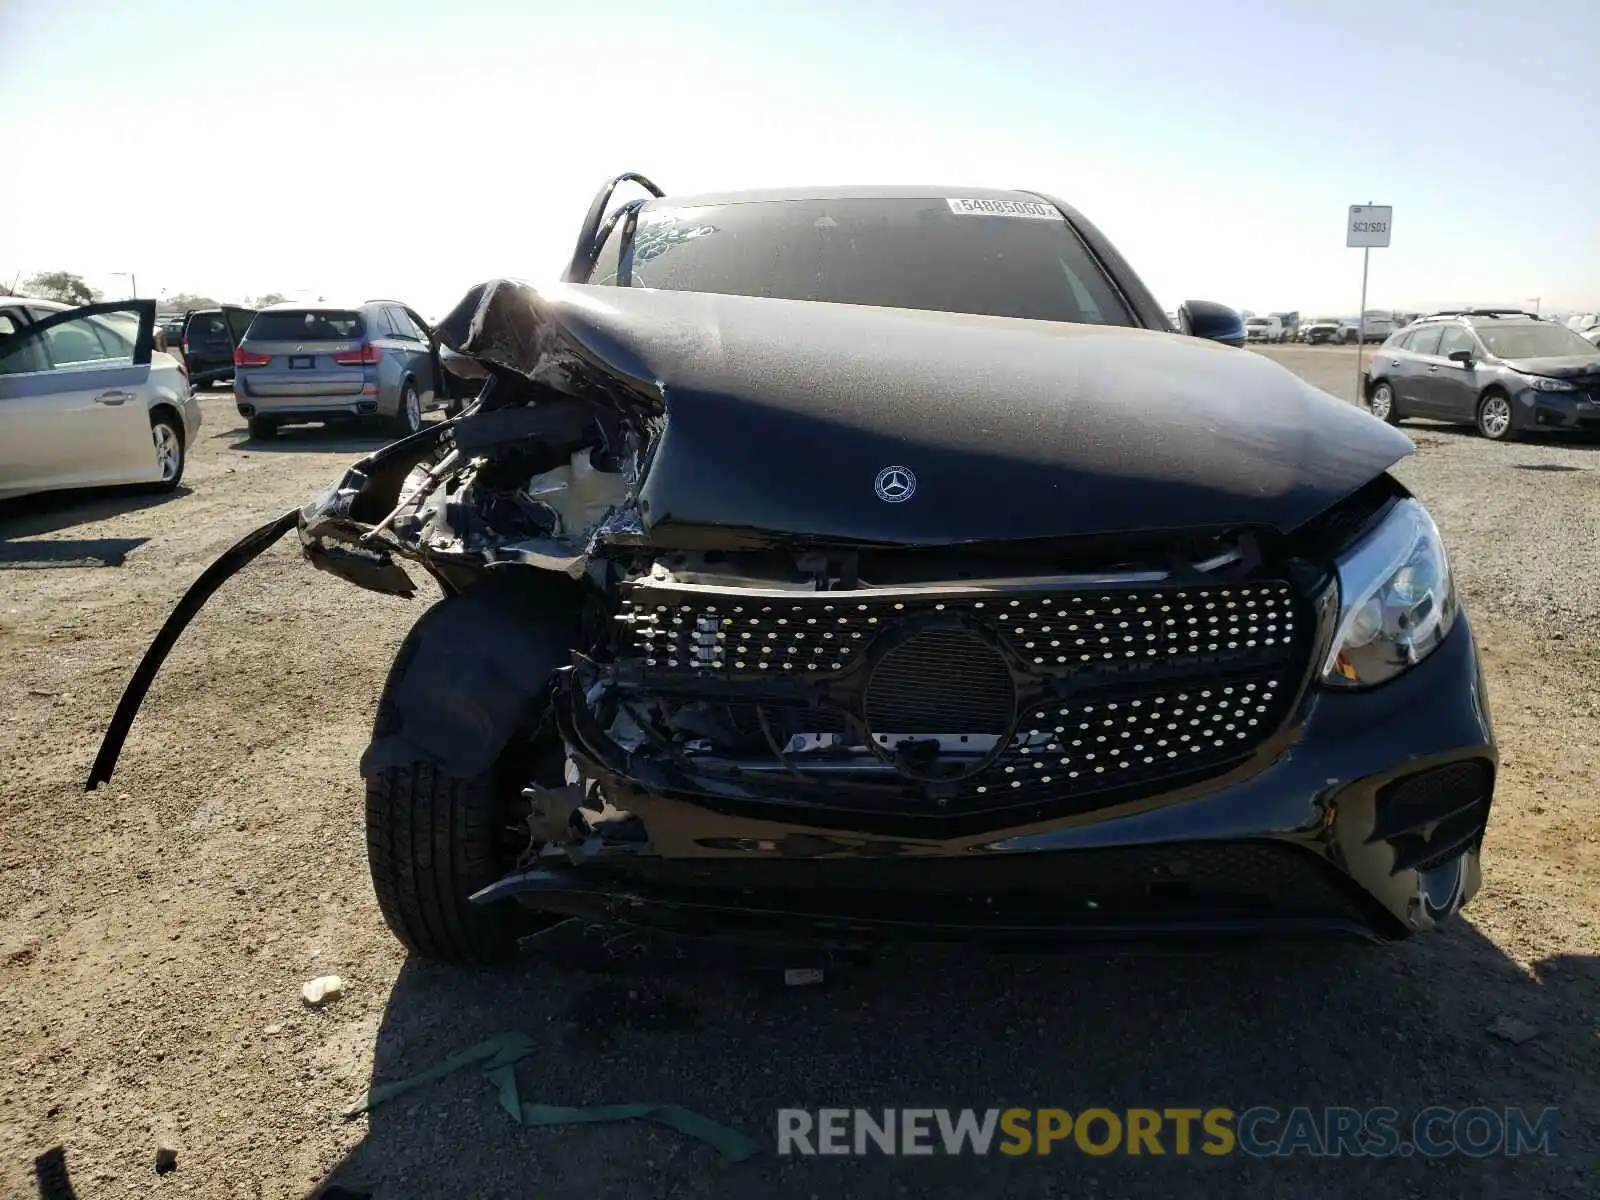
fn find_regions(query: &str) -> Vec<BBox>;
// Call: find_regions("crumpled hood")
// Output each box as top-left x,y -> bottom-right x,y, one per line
1499,354 -> 1600,380
437,281 -> 1414,546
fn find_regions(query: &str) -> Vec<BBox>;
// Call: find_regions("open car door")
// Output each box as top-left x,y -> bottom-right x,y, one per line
218,304 -> 258,358
0,299 -> 157,497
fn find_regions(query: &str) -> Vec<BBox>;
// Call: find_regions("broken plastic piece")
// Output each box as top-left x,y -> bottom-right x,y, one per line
488,1065 -> 760,1162
341,1031 -> 758,1161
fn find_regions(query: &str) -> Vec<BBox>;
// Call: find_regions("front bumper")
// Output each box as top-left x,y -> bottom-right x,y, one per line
479,617 -> 1496,944
1517,387 -> 1600,432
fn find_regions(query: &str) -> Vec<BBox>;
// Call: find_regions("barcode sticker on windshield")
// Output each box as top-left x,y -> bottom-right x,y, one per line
945,197 -> 1060,219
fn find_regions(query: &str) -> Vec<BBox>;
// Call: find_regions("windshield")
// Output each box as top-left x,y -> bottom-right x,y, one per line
592,197 -> 1134,325
1478,324 -> 1597,359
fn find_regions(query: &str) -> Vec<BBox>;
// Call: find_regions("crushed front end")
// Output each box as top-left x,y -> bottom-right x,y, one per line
307,282 -> 1499,946
485,518 -> 1496,946
91,278 -> 1498,949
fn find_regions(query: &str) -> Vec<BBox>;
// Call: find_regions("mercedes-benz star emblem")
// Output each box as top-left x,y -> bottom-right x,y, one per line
874,465 -> 917,503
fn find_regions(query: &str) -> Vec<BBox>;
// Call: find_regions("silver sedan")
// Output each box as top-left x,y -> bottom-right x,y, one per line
0,298 -> 200,500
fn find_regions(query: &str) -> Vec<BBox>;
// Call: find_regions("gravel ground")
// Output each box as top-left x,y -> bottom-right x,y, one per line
1,356 -> 1597,1200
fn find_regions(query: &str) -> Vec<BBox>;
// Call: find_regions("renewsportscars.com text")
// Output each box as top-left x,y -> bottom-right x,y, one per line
777,1106 -> 1559,1158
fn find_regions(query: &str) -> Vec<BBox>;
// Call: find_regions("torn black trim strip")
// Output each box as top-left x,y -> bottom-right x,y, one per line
85,509 -> 300,791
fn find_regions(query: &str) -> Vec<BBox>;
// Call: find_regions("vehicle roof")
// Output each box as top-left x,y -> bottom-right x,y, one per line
256,300 -> 369,312
640,184 -> 1055,209
1412,312 -> 1543,327
0,295 -> 69,310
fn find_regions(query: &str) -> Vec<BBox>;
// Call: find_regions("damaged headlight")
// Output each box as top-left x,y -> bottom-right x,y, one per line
1321,498 -> 1457,688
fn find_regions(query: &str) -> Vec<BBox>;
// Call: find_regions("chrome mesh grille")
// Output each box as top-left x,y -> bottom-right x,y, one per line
974,670 -> 1287,801
1003,588 -> 1297,667
620,583 -> 1299,677
615,580 -> 1309,812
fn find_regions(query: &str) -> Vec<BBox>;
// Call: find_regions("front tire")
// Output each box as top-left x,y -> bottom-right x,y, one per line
1368,381 -> 1402,425
1476,390 -> 1518,441
366,761 -> 526,965
363,587 -> 577,965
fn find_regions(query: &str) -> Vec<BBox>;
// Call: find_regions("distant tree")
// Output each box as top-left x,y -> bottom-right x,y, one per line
165,292 -> 220,311
23,271 -> 99,305
249,292 -> 288,307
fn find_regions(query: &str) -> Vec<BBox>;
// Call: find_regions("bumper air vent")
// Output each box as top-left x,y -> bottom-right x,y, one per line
1371,760 -> 1493,874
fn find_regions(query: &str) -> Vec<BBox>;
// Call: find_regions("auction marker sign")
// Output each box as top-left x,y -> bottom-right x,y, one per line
775,1106 -> 1560,1158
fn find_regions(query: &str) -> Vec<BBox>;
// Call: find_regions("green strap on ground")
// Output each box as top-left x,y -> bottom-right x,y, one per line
342,1031 -> 760,1162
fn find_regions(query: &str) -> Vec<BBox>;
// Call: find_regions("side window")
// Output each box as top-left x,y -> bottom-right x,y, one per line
194,313 -> 227,339
387,307 -> 418,341
1385,330 -> 1411,350
0,325 -> 55,375
1434,326 -> 1477,358
43,317 -> 125,368
1409,326 -> 1444,356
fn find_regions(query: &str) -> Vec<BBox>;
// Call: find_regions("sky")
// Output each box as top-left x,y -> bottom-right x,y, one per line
1,0 -> 1596,319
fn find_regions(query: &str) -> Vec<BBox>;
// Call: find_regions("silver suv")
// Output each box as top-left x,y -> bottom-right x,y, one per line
231,300 -> 437,440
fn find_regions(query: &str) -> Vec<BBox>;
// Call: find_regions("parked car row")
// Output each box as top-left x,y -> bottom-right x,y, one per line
0,288 -> 502,500
1242,312 -> 1415,345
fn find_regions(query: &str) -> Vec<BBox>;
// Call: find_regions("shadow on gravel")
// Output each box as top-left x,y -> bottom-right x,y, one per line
310,923 -> 1597,1200
217,413 -> 442,455
0,536 -> 149,569
220,426 -> 399,454
32,1146 -> 78,1200
0,486 -> 189,540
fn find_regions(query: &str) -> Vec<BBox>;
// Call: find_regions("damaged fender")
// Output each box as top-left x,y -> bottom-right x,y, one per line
361,574 -> 580,780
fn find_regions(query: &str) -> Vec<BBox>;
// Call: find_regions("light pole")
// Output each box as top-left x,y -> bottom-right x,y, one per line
110,271 -> 138,299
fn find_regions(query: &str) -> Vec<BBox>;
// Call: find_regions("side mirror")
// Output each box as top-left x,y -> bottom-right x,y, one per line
1177,300 -> 1246,348
1447,349 -> 1474,365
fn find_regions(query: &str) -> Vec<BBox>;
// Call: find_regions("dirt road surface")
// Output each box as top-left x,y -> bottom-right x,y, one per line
2,352 -> 1597,1199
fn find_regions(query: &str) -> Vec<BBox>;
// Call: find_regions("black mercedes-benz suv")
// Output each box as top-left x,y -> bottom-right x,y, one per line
92,177 -> 1496,964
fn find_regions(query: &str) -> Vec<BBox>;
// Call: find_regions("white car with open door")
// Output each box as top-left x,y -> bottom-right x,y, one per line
0,299 -> 200,501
